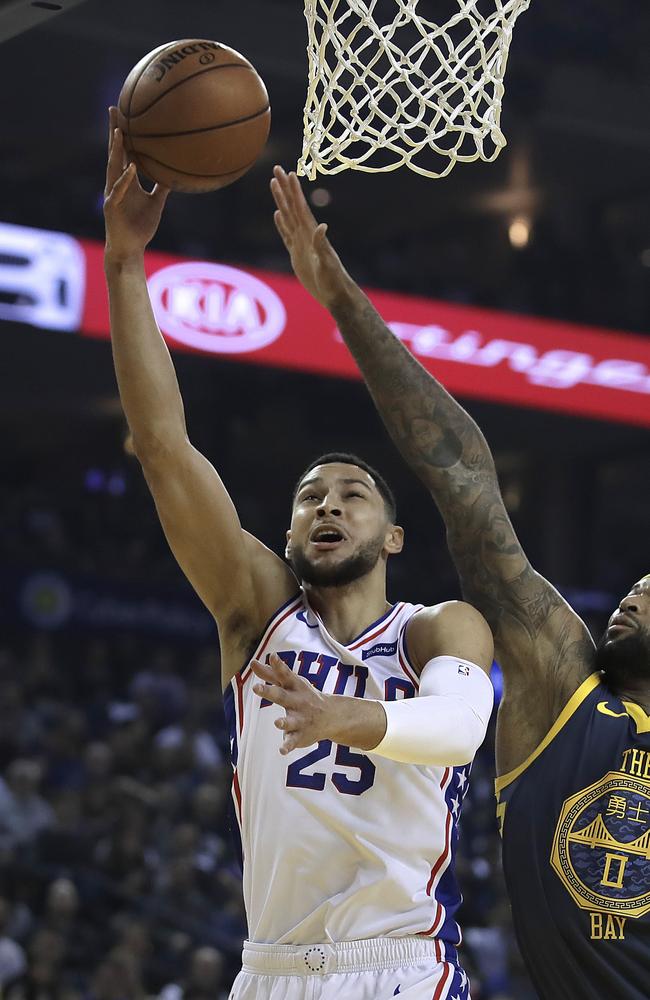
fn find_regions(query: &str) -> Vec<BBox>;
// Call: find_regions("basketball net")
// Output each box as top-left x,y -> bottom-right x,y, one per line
298,0 -> 530,180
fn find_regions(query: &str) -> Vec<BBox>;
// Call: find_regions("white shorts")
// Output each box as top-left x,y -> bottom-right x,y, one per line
229,937 -> 470,1000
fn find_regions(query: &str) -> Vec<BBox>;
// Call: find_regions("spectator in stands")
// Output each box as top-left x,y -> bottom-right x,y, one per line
158,945 -> 227,1000
0,897 -> 27,989
85,946 -> 145,1000
0,759 -> 55,857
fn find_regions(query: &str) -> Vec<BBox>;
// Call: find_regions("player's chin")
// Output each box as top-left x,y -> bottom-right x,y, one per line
605,626 -> 635,645
310,548 -> 347,561
306,545 -> 351,566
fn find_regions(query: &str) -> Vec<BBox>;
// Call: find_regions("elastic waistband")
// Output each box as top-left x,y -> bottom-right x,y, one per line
242,936 -> 446,976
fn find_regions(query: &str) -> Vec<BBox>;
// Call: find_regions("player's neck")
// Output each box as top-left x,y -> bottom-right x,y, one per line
303,576 -> 392,647
614,679 -> 650,714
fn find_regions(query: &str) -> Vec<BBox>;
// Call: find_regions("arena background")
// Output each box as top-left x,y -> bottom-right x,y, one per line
0,1 -> 649,997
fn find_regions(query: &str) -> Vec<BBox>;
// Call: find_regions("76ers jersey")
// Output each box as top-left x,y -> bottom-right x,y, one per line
223,593 -> 472,946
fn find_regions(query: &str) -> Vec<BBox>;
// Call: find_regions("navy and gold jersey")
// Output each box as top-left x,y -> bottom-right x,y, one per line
496,673 -> 650,1000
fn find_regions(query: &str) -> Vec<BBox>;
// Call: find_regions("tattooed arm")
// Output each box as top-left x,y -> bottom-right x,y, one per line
271,167 -> 595,769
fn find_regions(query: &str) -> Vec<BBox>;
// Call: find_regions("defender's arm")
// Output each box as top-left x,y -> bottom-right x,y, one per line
270,167 -> 595,727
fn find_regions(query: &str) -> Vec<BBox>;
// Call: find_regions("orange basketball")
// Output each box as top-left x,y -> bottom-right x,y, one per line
116,39 -> 271,194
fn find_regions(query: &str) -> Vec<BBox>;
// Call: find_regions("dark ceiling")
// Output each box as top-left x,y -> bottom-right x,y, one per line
1,0 -> 650,334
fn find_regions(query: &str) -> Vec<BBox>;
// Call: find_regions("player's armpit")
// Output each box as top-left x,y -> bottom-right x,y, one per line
139,440 -> 297,651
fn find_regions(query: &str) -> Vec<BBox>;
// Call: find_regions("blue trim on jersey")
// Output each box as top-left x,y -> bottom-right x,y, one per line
399,616 -> 420,676
222,687 -> 244,874
296,607 -> 319,628
223,685 -> 238,767
228,797 -> 244,874
341,601 -> 398,647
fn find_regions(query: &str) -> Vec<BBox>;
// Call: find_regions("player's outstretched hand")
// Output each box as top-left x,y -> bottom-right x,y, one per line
252,653 -> 333,754
270,166 -> 354,312
104,107 -> 170,262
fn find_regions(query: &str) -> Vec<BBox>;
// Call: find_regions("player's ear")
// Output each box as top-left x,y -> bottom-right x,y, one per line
285,529 -> 292,560
384,524 -> 404,555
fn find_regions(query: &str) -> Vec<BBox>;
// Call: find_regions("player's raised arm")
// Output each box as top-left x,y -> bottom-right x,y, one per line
103,116 -> 296,679
270,166 -> 594,716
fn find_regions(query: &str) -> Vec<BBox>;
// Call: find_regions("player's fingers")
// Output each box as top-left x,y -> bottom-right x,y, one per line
270,180 -> 296,231
274,712 -> 298,733
252,681 -> 291,708
106,163 -> 137,206
108,108 -> 117,158
105,128 -> 127,195
280,733 -> 300,755
151,183 -> 171,209
288,171 -> 317,227
268,653 -> 301,687
271,170 -> 299,226
313,222 -> 331,253
273,210 -> 292,248
314,223 -> 343,273
113,124 -> 128,171
251,658 -> 278,684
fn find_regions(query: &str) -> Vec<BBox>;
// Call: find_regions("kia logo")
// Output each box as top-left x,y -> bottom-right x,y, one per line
147,261 -> 287,354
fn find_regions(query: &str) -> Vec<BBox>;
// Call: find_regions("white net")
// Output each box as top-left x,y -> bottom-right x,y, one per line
298,0 -> 530,179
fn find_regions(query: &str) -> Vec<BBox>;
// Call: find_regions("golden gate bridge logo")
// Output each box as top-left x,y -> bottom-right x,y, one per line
551,772 -> 650,917
569,813 -> 650,858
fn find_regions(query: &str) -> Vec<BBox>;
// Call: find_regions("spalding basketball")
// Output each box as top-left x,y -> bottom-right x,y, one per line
116,39 -> 271,193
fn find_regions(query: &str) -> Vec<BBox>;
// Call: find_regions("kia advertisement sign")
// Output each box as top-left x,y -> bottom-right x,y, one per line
2,221 -> 650,427
147,261 -> 286,354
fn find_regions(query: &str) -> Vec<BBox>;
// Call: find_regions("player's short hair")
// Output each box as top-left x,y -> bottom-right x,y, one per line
293,452 -> 397,521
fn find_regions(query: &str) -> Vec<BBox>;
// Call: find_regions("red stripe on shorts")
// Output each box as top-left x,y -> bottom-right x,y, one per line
432,962 -> 453,1000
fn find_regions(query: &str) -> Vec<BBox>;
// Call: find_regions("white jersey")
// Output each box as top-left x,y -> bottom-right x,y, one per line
223,593 -> 472,947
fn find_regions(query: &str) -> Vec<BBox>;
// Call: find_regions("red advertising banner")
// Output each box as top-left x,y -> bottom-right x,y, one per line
1,221 -> 649,427
81,240 -> 650,427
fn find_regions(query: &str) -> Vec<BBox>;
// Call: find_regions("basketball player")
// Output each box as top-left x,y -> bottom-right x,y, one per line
103,111 -> 496,999
270,166 -> 650,999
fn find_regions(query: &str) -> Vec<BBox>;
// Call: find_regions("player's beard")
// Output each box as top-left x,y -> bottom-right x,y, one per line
594,628 -> 650,688
290,533 -> 385,588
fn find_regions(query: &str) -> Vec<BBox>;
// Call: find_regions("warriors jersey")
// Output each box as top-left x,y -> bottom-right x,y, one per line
496,673 -> 650,1000
223,594 -> 473,948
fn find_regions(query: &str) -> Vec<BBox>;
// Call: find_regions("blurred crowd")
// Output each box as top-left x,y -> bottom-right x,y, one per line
0,629 -> 245,999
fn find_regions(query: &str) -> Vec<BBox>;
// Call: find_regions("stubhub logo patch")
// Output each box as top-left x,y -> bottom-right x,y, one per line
362,642 -> 398,660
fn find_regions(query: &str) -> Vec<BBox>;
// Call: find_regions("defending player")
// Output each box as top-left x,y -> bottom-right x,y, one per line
270,167 -> 650,1000
104,112 -> 495,1000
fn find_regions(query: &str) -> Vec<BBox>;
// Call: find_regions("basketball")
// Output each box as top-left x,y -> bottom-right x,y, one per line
116,39 -> 271,194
